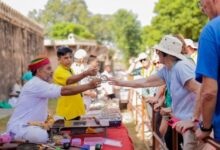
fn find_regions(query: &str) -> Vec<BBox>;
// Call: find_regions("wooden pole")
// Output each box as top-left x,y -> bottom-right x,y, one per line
141,96 -> 145,141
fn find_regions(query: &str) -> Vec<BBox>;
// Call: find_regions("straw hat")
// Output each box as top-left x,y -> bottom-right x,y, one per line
153,35 -> 186,60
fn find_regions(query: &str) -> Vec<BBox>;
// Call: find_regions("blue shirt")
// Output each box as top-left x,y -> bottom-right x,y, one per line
157,60 -> 196,120
196,16 -> 220,141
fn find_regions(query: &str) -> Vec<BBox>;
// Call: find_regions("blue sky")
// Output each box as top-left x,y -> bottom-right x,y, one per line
1,0 -> 158,26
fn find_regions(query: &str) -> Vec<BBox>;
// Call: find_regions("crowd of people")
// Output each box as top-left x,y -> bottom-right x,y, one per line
3,0 -> 220,149
109,0 -> 220,149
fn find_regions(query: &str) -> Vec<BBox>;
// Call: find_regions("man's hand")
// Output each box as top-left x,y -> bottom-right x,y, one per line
160,107 -> 172,116
154,102 -> 162,112
108,78 -> 121,86
173,120 -> 196,134
146,97 -> 158,104
89,79 -> 101,88
85,67 -> 98,76
27,121 -> 50,130
195,129 -> 211,141
89,91 -> 97,98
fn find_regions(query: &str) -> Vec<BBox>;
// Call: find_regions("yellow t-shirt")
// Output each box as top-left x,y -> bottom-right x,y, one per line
53,65 -> 85,120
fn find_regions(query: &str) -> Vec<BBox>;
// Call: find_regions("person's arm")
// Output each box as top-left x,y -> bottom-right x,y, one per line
200,77 -> 217,129
184,78 -> 201,119
83,90 -> 97,98
175,77 -> 217,134
66,67 -> 98,85
147,85 -> 165,104
172,78 -> 201,133
61,79 -> 101,96
154,85 -> 166,100
195,77 -> 218,140
154,95 -> 165,111
109,74 -> 165,88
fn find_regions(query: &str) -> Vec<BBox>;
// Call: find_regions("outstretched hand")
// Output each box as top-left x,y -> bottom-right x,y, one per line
85,67 -> 98,76
108,77 -> 121,86
89,78 -> 101,88
160,107 -> 172,116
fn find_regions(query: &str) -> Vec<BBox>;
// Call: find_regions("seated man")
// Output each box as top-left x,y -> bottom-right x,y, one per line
7,56 -> 100,143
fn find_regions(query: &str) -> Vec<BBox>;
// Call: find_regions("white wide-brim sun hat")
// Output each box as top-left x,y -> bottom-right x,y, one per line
153,35 -> 186,60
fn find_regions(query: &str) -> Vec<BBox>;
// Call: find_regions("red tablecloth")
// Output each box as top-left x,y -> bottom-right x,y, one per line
70,124 -> 134,150
102,124 -> 134,150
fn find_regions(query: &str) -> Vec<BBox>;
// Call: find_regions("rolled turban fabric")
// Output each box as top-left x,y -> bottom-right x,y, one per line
28,56 -> 50,71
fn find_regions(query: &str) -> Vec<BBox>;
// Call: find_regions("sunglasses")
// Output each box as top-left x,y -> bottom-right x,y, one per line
140,59 -> 147,62
153,61 -> 160,65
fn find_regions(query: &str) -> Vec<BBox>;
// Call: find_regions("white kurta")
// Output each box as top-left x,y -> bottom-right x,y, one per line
7,76 -> 61,143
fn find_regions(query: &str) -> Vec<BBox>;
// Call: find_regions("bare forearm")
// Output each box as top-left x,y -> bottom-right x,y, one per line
66,72 -> 86,85
61,84 -> 92,96
201,92 -> 217,128
119,76 -> 164,88
184,79 -> 201,119
200,77 -> 218,128
118,79 -> 149,88
191,82 -> 201,119
155,85 -> 166,100
193,93 -> 201,119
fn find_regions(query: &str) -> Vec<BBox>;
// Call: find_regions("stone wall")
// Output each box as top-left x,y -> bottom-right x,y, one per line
0,2 -> 44,100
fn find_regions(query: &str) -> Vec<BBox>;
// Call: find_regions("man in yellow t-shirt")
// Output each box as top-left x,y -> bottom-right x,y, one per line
53,47 -> 97,120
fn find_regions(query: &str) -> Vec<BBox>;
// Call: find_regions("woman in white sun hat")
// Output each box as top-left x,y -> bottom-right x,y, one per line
109,35 -> 205,150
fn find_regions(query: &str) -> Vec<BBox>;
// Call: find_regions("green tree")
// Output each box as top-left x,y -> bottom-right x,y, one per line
141,0 -> 208,48
28,0 -> 89,28
86,14 -> 112,44
49,22 -> 95,39
63,0 -> 90,24
110,9 -> 142,62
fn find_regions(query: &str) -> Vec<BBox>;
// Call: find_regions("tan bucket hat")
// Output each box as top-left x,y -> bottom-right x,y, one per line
153,35 -> 186,60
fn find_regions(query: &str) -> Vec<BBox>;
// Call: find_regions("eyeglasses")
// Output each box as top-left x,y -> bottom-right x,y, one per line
140,59 -> 147,63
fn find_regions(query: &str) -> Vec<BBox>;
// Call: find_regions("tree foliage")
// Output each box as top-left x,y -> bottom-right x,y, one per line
49,22 -> 95,39
110,9 -> 142,61
28,0 -> 114,42
141,0 -> 208,48
86,14 -> 113,44
28,0 -> 207,62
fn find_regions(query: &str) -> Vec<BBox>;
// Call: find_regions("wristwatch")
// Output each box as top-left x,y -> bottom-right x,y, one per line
199,121 -> 213,132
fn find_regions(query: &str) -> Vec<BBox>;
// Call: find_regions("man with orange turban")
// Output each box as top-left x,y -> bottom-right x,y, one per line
7,56 -> 100,143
